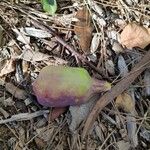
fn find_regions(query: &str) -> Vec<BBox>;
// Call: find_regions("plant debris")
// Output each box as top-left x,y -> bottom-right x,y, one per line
0,0 -> 150,149
83,48 -> 150,139
120,23 -> 150,49
115,92 -> 134,113
74,7 -> 93,53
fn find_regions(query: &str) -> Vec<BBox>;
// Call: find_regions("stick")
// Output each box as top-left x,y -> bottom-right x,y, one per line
0,110 -> 49,124
82,49 -> 150,139
1,2 -> 105,77
30,19 -> 106,77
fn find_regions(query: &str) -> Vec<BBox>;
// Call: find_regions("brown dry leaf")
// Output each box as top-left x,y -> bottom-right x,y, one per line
74,7 -> 93,53
120,23 -> 150,49
115,92 -> 134,113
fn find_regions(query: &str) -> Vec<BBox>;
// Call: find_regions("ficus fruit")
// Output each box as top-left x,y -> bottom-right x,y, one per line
32,66 -> 111,107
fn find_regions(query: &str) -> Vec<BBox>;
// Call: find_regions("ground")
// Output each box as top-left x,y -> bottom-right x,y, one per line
0,0 -> 150,150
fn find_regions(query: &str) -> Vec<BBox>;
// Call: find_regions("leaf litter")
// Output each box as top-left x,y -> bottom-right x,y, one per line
0,0 -> 150,149
74,7 -> 93,54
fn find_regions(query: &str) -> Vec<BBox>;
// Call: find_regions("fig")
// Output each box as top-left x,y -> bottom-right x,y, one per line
32,66 -> 111,107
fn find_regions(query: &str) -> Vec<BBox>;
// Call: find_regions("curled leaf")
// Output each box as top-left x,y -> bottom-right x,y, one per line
115,92 -> 134,113
120,23 -> 150,49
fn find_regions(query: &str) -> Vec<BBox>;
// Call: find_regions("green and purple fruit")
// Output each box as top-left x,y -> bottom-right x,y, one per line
32,66 -> 111,107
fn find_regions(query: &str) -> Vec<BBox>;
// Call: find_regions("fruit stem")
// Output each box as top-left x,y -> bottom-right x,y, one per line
91,78 -> 111,93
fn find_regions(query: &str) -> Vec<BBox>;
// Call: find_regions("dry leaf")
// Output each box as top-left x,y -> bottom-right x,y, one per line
69,94 -> 99,132
112,41 -> 124,54
5,82 -> 27,100
51,107 -> 67,121
0,59 -> 15,77
24,27 -> 52,38
118,55 -> 128,77
12,28 -> 30,45
105,59 -> 115,75
127,114 -> 138,147
115,92 -> 134,112
126,90 -> 138,147
144,69 -> 150,96
120,23 -> 150,49
19,50 -> 50,62
91,2 -> 105,17
90,33 -> 101,53
94,123 -> 105,142
107,30 -> 119,40
116,90 -> 138,147
74,7 -> 93,53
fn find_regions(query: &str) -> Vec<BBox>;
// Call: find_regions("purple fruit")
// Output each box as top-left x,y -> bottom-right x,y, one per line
32,66 -> 111,107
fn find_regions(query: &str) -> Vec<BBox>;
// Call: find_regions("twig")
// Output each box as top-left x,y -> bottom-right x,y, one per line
29,19 -> 105,77
82,49 -> 150,139
0,3 -> 105,77
99,130 -> 115,150
0,110 -> 49,124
